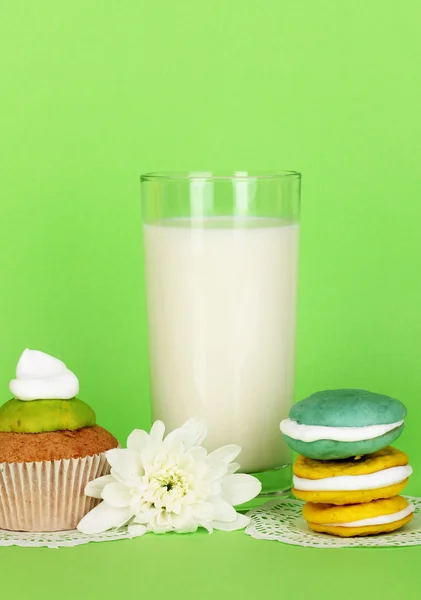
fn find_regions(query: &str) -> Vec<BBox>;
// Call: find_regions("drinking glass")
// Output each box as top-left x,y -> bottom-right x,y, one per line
141,171 -> 301,502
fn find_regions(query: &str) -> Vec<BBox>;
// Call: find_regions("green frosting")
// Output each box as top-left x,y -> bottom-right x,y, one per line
290,389 -> 407,427
0,398 -> 96,433
283,423 -> 405,460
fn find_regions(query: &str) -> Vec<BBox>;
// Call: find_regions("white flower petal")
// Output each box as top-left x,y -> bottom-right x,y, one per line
192,502 -> 214,523
130,497 -> 144,514
206,481 -> 222,496
150,523 -> 173,534
164,440 -> 184,457
178,453 -> 195,471
207,445 -> 241,465
176,523 -> 199,534
84,475 -> 115,499
77,502 -> 132,534
164,417 -> 207,450
209,496 -> 237,522
140,447 -> 160,470
203,461 -> 229,482
220,474 -> 262,506
171,507 -> 193,530
106,448 -> 143,480
188,459 -> 209,481
213,512 -> 250,531
183,417 -> 207,447
127,429 -> 150,453
156,511 -> 173,528
188,446 -> 208,461
128,523 -> 148,537
133,511 -> 154,525
227,462 -> 241,474
150,420 -> 165,443
200,522 -> 214,534
101,482 -> 133,508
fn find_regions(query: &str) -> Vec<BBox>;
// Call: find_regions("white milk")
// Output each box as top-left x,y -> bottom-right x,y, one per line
143,217 -> 299,473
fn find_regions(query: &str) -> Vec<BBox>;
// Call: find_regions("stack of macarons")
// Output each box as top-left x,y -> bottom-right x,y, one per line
280,389 -> 414,537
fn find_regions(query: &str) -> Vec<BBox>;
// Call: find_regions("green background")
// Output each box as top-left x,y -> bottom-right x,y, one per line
0,1 -> 420,598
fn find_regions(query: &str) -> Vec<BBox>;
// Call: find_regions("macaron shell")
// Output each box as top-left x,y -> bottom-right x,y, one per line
293,479 -> 408,505
290,389 -> 407,427
303,495 -> 408,524
293,447 -> 408,479
283,423 -> 405,460
307,513 -> 414,537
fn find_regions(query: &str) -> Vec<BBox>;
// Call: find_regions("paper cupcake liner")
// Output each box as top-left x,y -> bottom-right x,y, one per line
0,453 -> 109,532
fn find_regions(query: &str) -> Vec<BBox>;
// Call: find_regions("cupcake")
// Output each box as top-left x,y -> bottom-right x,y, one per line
0,349 -> 118,532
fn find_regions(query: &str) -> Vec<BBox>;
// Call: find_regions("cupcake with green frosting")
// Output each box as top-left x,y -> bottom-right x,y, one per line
0,349 -> 118,532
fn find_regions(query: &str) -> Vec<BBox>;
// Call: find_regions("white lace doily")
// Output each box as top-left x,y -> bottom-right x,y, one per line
0,528 -> 139,549
245,495 -> 421,548
2,495 -> 421,548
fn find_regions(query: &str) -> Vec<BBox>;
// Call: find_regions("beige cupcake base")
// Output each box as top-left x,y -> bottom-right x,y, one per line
0,453 -> 109,532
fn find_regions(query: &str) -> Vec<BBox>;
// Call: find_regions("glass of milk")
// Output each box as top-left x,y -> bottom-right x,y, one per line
141,171 -> 301,502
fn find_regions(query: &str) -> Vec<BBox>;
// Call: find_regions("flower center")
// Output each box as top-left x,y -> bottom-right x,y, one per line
146,466 -> 193,512
154,470 -> 187,495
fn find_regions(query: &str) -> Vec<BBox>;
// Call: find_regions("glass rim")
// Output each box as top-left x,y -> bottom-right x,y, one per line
140,170 -> 301,182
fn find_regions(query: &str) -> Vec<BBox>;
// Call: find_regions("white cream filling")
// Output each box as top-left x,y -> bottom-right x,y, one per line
294,465 -> 412,491
323,503 -> 415,528
280,418 -> 404,443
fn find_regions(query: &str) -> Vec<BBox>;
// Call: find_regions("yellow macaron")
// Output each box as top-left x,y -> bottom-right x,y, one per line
293,446 -> 412,505
303,495 -> 414,537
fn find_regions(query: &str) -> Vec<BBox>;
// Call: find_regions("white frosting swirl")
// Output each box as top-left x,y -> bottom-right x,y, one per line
9,349 -> 79,401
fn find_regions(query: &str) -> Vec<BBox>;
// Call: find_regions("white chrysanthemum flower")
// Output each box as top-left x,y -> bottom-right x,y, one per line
77,418 -> 261,536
